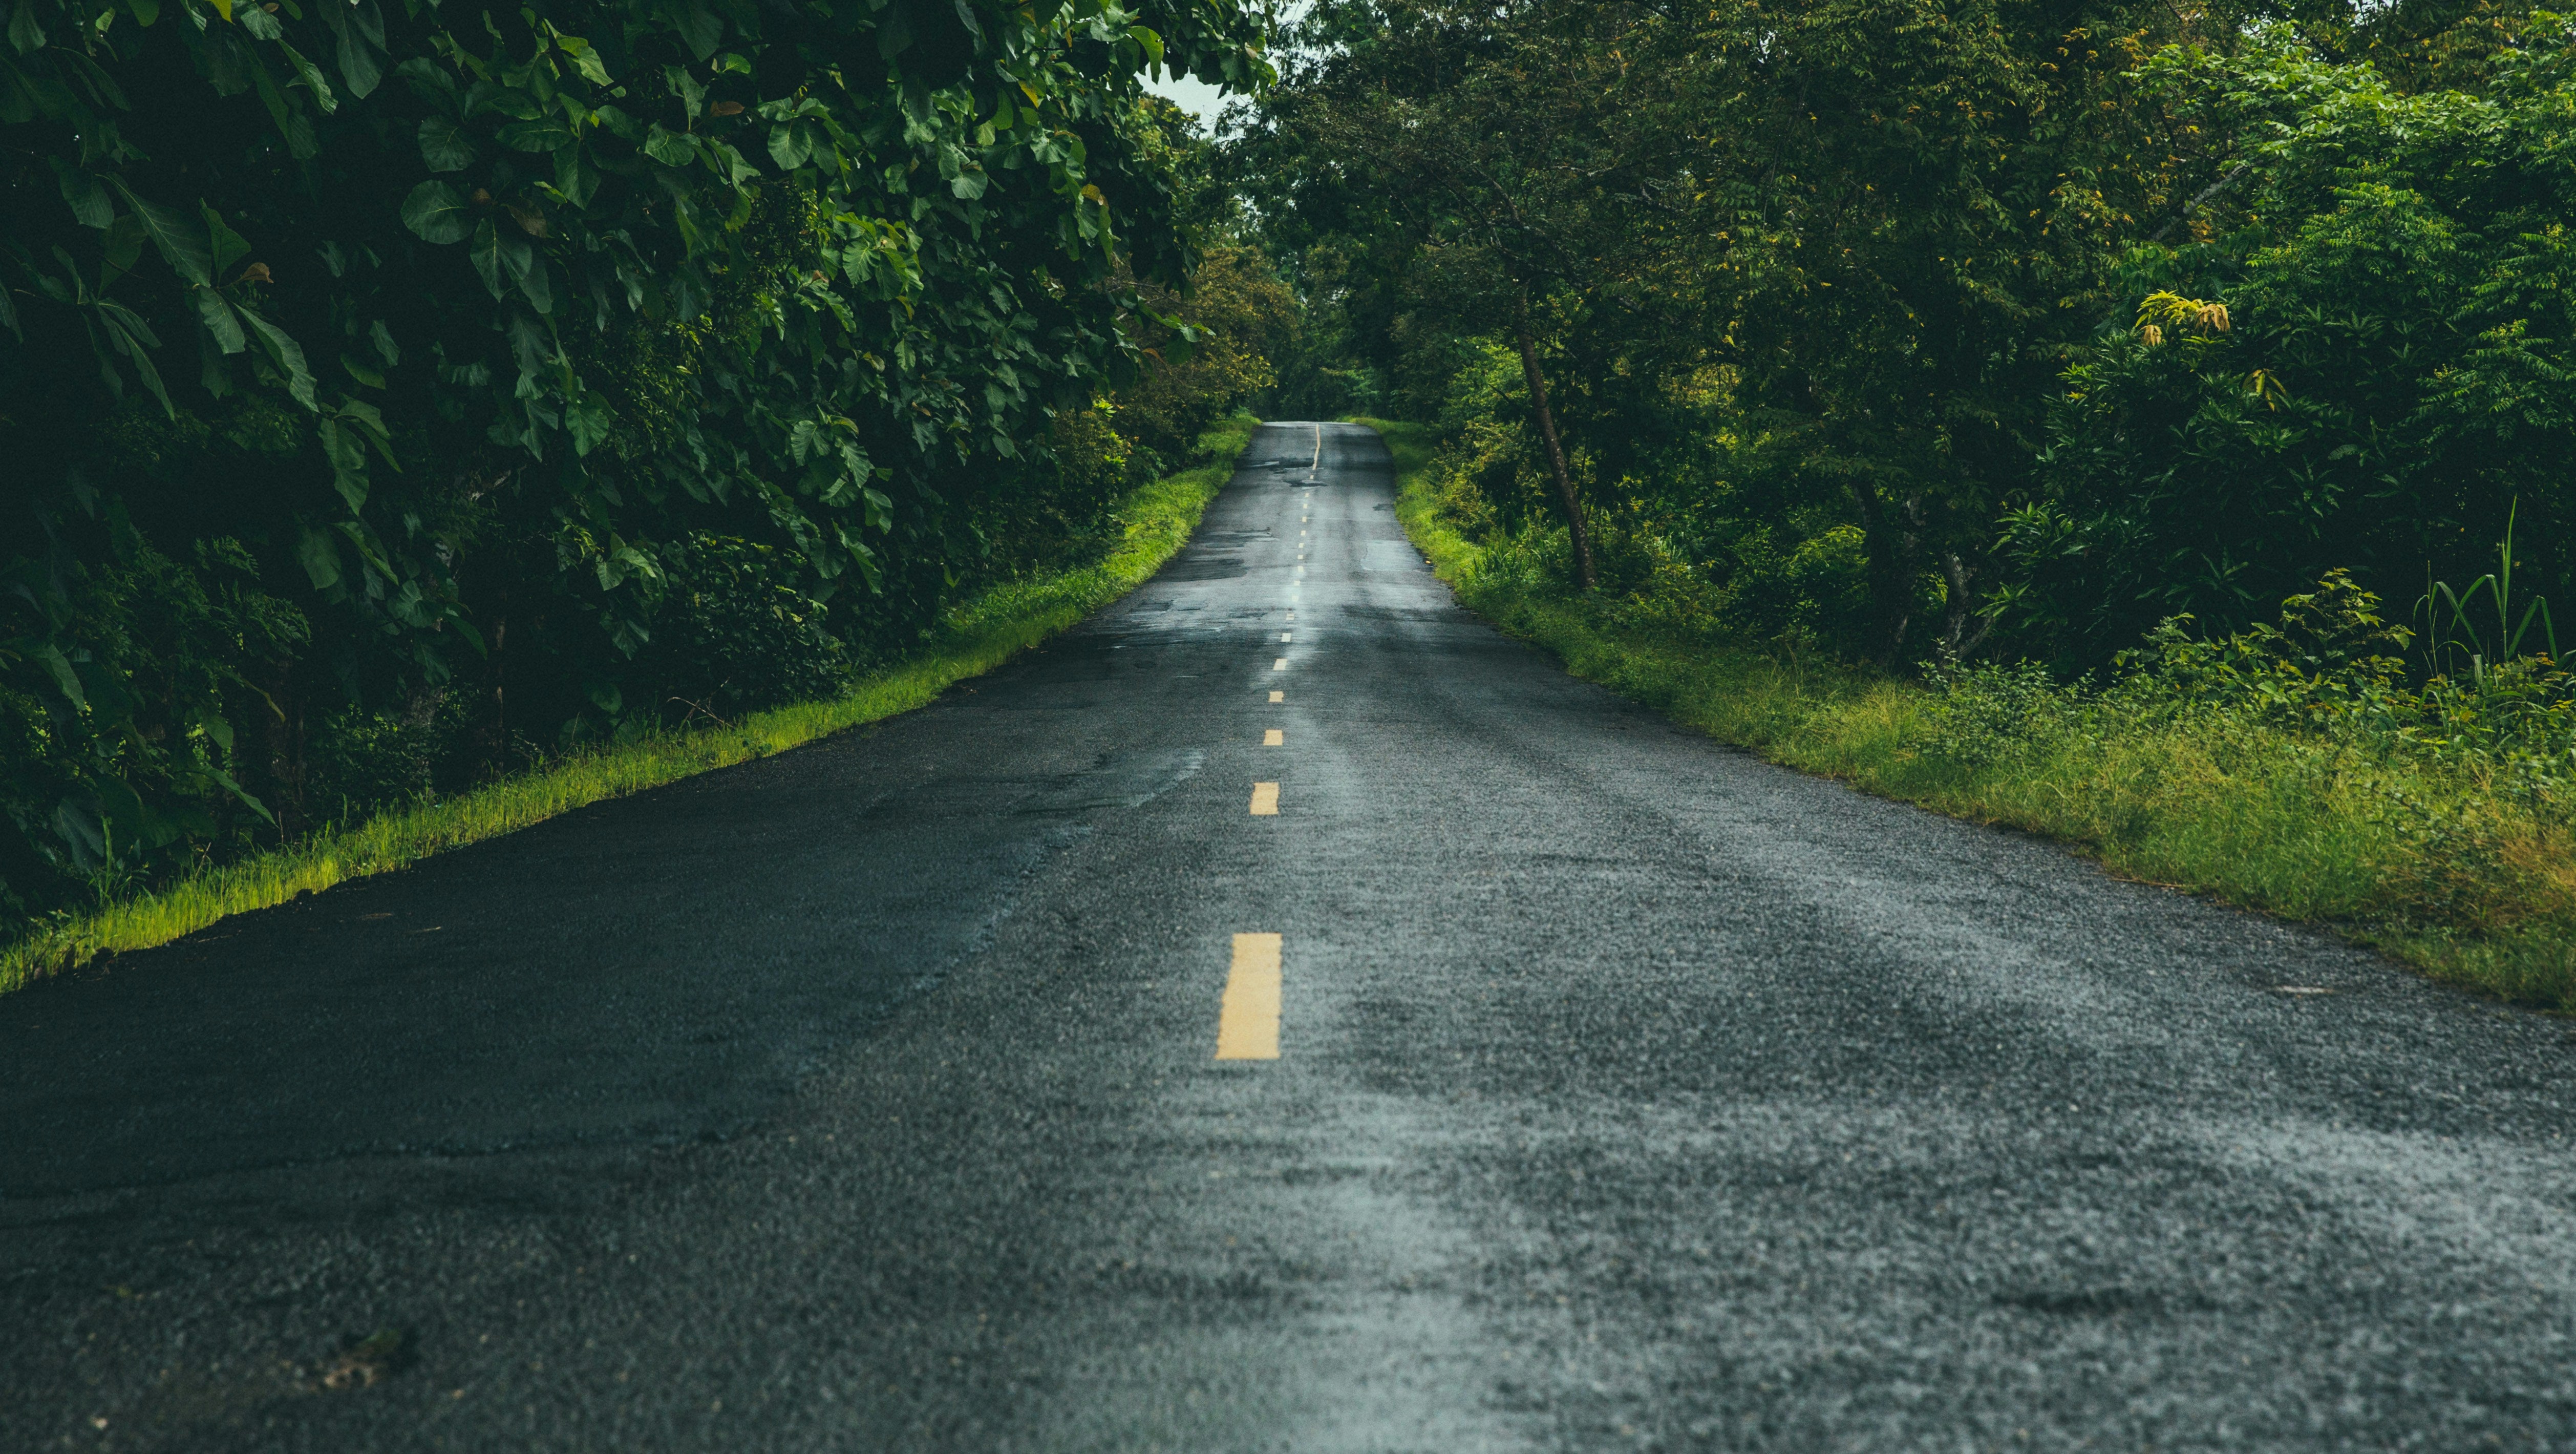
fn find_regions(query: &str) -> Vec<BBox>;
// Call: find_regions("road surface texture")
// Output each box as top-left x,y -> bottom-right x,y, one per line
5,423 -> 2575,1453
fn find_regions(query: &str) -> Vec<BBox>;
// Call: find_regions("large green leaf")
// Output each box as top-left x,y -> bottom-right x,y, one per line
498,117 -> 574,153
769,121 -> 812,171
273,38 -> 337,114
102,178 -> 210,285
669,2 -> 722,62
504,234 -> 550,312
643,123 -> 697,167
318,416 -> 370,512
201,203 -> 251,278
92,298 -> 174,416
98,213 -> 147,289
8,2 -> 46,55
565,386 -> 611,456
554,33 -> 612,86
325,2 -> 382,99
51,159 -> 110,228
469,217 -> 504,299
295,524 -> 344,590
470,222 -> 552,315
418,115 -> 476,172
194,287 -> 247,354
400,180 -> 475,242
236,305 -> 316,410
34,645 -> 84,710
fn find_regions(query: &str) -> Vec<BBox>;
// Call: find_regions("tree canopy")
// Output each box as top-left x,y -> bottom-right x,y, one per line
1234,0 -> 2576,668
2,0 -> 1271,922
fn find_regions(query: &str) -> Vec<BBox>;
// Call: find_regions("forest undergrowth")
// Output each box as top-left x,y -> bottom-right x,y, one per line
1368,419 -> 2576,1014
0,416 -> 1259,998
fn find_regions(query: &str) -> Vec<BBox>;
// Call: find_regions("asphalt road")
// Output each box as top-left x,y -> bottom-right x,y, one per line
6,422 -> 2576,1453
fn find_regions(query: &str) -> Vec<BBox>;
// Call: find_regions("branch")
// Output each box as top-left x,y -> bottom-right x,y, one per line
2148,161 -> 2254,245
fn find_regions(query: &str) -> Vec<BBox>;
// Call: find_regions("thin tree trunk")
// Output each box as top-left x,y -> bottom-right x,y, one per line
1848,482 -> 1917,666
257,659 -> 308,842
1515,290 -> 1594,591
1938,550 -> 1994,660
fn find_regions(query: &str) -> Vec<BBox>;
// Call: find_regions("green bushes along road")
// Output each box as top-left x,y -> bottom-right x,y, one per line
1373,417 -> 2576,1013
2,0 -> 1291,956
0,414 -> 1255,996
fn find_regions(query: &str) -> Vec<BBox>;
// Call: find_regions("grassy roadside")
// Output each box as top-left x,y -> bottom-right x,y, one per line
0,417 -> 1259,998
1357,416 -> 2576,1013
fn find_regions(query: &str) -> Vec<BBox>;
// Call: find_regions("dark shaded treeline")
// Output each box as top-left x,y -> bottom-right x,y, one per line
2,0 -> 1291,931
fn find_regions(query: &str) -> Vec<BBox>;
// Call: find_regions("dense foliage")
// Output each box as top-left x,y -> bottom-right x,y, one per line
2003,24 -> 2576,665
1,0 -> 1274,926
1385,416 -> 2576,1006
1237,0 -> 2576,675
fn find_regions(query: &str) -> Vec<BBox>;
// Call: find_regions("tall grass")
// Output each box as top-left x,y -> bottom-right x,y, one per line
1357,416 -> 2576,1012
0,417 -> 1259,998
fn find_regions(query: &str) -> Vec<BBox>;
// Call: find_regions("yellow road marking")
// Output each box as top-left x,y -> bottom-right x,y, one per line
1263,729 -> 1284,746
1249,782 -> 1279,815
1280,632 -> 1292,642
1269,690 -> 1284,703
1217,933 -> 1282,1060
1273,657 -> 1287,670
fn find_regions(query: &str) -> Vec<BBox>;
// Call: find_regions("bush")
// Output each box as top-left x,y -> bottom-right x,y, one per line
1916,658 -> 2086,769
632,537 -> 856,723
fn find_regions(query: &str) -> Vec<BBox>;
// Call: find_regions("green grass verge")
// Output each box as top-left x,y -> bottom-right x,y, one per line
1354,415 -> 2576,1012
0,416 -> 1260,999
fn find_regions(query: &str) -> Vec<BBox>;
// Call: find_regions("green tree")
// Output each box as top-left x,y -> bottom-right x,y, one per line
1240,0 -> 2211,657
1997,15 -> 2576,665
1,0 -> 1270,922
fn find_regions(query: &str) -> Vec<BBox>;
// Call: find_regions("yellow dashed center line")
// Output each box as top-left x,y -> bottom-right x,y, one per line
1249,782 -> 1279,815
1263,728 -> 1284,746
1280,632 -> 1292,643
1273,657 -> 1287,670
1269,690 -> 1284,703
1216,933 -> 1281,1061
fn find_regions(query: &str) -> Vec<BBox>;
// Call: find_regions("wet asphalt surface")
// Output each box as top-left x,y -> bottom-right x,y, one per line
6,423 -> 2576,1452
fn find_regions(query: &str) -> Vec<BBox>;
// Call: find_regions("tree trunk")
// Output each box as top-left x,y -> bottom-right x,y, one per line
1938,550 -> 1994,660
254,658 -> 308,843
1514,290 -> 1595,591
1848,483 -> 1918,666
